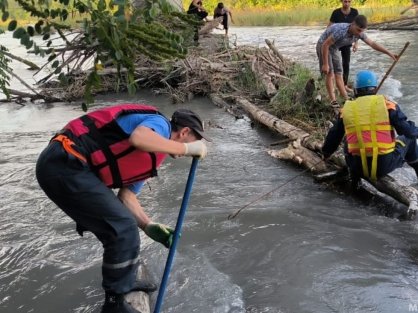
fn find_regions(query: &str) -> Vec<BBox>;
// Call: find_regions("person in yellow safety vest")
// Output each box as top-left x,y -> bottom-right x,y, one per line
322,70 -> 418,184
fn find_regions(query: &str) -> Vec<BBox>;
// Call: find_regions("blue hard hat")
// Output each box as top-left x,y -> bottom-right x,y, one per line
355,70 -> 378,89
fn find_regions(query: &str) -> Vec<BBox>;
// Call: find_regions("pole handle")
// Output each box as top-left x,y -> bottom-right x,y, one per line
375,41 -> 410,93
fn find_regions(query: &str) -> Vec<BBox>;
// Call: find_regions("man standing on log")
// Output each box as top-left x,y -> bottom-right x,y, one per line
329,0 -> 359,94
322,70 -> 418,184
316,15 -> 398,108
36,104 -> 210,313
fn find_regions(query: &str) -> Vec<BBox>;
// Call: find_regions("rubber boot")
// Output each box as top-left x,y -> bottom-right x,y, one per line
130,280 -> 157,293
101,292 -> 140,313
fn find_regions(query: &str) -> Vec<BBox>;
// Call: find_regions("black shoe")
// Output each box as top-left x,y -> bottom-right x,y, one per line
101,292 -> 140,313
130,280 -> 157,293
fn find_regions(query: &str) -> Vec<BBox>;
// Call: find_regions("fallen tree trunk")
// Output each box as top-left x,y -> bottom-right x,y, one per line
234,96 -> 323,151
267,138 -> 328,173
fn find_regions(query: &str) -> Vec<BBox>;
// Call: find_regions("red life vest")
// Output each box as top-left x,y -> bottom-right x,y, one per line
64,104 -> 168,188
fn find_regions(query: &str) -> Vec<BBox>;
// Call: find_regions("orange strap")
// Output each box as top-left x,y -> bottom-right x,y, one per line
52,134 -> 87,163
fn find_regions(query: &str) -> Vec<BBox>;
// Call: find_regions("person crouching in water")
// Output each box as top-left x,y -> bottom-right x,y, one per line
322,70 -> 418,198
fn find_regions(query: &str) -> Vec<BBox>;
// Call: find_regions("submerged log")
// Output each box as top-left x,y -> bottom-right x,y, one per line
126,264 -> 151,313
267,138 -> 328,173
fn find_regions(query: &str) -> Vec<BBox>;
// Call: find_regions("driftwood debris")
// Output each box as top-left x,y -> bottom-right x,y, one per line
28,36 -> 291,104
369,16 -> 418,30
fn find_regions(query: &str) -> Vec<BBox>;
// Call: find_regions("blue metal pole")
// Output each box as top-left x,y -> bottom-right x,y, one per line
153,157 -> 199,313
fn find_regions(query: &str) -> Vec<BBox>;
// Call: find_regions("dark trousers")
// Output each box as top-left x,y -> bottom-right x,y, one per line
36,142 -> 140,294
215,13 -> 228,30
340,45 -> 351,86
346,135 -> 418,179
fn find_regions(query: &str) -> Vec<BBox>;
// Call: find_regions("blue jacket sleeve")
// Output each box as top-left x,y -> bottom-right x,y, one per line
389,105 -> 418,138
321,117 -> 345,158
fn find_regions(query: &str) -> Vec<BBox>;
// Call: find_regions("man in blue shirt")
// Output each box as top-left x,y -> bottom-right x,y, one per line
36,105 -> 210,313
316,15 -> 398,107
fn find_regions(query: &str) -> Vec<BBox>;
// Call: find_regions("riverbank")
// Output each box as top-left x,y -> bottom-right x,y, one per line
0,1 -> 413,30
2,24 -> 418,313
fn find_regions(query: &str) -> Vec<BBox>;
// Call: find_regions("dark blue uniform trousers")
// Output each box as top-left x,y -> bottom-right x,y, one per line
36,141 -> 140,294
345,135 -> 418,179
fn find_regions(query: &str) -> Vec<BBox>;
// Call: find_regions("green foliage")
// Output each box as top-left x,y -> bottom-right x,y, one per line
0,0 -> 196,104
270,63 -> 333,128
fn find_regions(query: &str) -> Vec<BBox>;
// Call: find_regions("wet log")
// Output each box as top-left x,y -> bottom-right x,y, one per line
234,97 -> 323,151
375,175 -> 418,216
265,39 -> 285,64
125,264 -> 151,313
199,17 -> 223,35
267,138 -> 328,173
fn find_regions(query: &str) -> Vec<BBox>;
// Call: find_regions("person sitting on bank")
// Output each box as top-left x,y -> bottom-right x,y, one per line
187,0 -> 209,21
329,0 -> 359,93
36,104 -> 210,313
316,15 -> 398,108
322,70 -> 418,187
214,2 -> 234,36
187,0 -> 209,42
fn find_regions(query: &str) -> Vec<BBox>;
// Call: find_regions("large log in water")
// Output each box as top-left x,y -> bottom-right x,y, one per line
126,264 -> 151,313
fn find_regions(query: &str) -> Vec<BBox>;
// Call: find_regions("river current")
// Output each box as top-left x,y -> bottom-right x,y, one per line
1,26 -> 418,313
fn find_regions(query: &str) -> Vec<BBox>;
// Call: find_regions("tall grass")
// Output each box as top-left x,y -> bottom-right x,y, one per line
183,0 -> 411,26
1,0 -> 413,30
232,5 -> 410,26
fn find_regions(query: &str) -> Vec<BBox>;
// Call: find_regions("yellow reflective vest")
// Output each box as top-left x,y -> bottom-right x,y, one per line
342,95 -> 396,181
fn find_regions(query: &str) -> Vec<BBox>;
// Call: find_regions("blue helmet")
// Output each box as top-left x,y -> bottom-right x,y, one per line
355,70 -> 378,90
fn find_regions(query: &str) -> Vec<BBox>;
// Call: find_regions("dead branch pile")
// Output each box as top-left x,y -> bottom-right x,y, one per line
36,35 -> 293,105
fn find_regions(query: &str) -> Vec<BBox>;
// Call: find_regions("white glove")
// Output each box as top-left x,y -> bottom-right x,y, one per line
184,141 -> 208,159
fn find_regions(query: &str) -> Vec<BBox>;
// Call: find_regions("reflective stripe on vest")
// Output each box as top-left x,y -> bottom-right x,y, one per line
63,104 -> 168,188
342,95 -> 395,181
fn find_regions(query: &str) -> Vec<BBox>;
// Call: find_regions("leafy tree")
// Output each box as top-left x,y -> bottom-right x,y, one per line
0,0 -> 199,107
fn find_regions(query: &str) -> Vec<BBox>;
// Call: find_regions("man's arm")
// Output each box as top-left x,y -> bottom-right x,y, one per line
118,187 -> 151,230
322,117 -> 345,158
119,187 -> 174,248
390,105 -> 418,138
352,40 -> 359,52
364,37 -> 397,61
130,126 -> 186,155
228,9 -> 234,23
